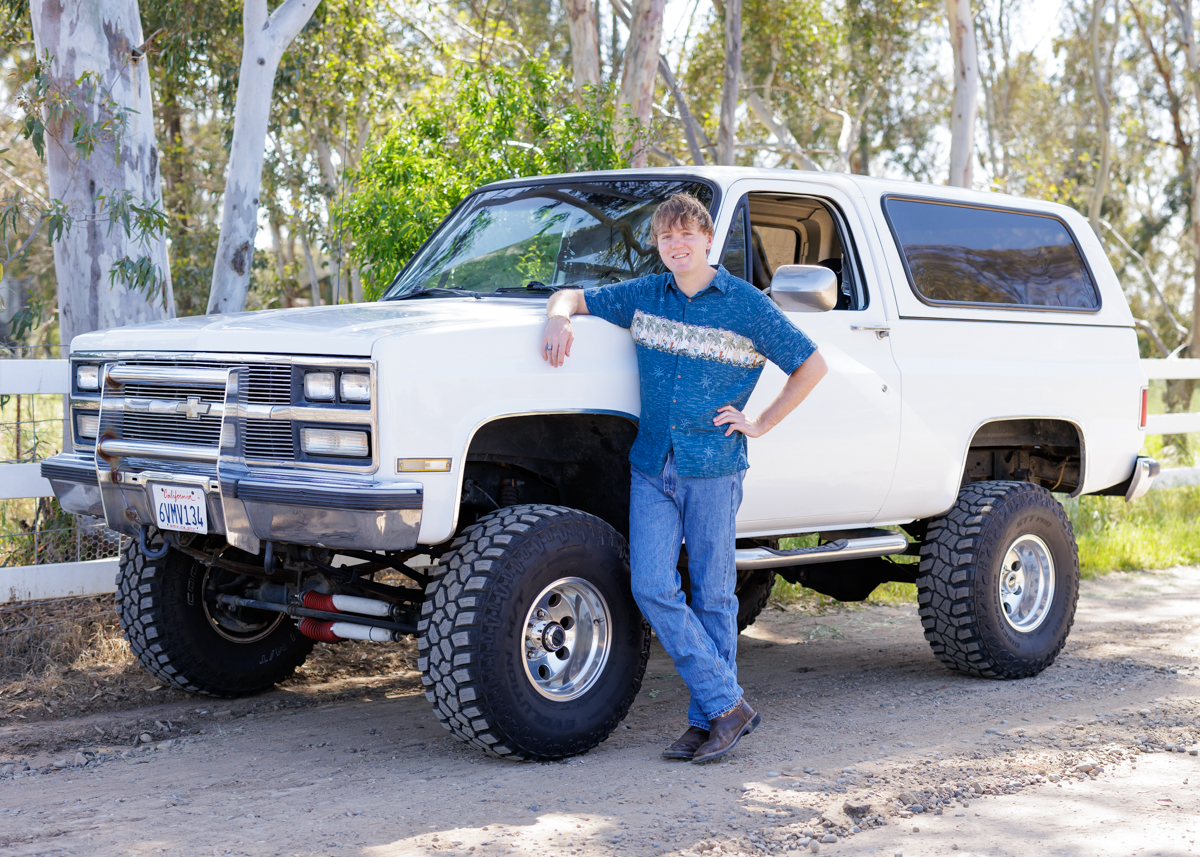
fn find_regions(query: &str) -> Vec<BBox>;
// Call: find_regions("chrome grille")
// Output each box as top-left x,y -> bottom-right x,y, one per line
116,361 -> 296,462
245,420 -> 294,460
120,361 -> 292,404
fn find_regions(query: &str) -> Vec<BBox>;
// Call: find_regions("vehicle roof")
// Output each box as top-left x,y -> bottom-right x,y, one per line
477,166 -> 1079,220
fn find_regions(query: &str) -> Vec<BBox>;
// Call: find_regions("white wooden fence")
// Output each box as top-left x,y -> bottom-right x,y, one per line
5,357 -> 1200,603
1,359 -> 122,602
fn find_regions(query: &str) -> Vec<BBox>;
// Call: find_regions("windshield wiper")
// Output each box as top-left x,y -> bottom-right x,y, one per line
391,286 -> 482,300
493,281 -> 573,293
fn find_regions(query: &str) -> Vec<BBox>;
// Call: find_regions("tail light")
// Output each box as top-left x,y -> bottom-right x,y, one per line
1140,386 -> 1149,429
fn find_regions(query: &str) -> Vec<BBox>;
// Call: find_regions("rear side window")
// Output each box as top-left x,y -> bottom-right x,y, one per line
883,197 -> 1099,310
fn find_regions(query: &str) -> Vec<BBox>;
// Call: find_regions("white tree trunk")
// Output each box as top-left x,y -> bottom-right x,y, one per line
1167,0 -> 1200,357
207,0 -> 321,315
717,0 -> 742,165
565,0 -> 601,90
616,0 -> 666,168
29,0 -> 174,349
945,0 -> 979,188
1088,0 -> 1112,234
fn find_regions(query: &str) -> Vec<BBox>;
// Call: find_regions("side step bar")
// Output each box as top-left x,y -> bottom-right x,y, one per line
735,533 -> 909,570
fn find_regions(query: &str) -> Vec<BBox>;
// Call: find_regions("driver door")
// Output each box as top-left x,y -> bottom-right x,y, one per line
717,181 -> 903,532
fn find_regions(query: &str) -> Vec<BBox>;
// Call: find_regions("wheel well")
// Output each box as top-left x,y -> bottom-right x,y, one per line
961,419 -> 1084,495
461,413 -> 637,537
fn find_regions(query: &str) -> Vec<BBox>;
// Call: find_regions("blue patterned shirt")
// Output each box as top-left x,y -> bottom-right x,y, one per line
583,265 -> 817,478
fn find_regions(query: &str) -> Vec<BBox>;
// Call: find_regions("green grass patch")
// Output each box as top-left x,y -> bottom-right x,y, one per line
1064,487 -> 1200,576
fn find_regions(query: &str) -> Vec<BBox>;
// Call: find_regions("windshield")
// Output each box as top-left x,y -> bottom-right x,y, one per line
382,179 -> 715,298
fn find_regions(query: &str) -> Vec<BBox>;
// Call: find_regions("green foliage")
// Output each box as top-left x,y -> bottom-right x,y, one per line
343,59 -> 629,298
1066,488 -> 1200,576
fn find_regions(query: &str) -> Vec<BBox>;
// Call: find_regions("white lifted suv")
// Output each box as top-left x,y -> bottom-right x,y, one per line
43,167 -> 1157,760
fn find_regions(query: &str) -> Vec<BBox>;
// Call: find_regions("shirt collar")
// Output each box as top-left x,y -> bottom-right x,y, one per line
666,264 -> 731,297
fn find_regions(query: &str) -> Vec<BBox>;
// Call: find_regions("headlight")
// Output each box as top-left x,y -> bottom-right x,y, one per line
301,427 -> 369,457
340,373 -> 371,403
76,364 -> 99,391
76,412 -> 99,439
303,372 -> 336,402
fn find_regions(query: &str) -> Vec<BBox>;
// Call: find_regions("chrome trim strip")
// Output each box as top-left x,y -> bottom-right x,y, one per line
110,397 -> 371,424
734,534 -> 909,570
107,364 -> 231,386
97,438 -> 221,463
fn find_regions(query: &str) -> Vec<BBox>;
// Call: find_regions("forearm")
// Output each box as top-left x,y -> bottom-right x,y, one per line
543,290 -> 588,367
547,289 -> 587,319
755,351 -> 828,434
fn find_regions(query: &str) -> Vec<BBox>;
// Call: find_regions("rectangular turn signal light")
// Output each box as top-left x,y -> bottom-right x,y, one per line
397,458 -> 452,473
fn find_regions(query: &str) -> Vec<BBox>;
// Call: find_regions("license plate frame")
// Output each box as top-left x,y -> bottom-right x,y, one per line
150,483 -> 209,535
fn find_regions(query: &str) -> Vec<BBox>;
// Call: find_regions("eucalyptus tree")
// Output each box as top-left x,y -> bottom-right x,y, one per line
945,0 -> 979,186
22,0 -> 174,348
206,0 -> 321,315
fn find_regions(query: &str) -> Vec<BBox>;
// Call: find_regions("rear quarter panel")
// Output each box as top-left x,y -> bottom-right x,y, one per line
857,181 -> 1146,522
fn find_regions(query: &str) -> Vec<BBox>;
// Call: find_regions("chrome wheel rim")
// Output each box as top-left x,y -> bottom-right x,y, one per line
998,534 -> 1055,633
521,577 -> 611,701
201,568 -> 284,643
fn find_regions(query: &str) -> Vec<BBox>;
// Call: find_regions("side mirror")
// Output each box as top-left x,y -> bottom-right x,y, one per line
769,265 -> 838,312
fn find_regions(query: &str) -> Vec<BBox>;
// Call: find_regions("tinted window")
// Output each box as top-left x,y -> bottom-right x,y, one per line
384,180 -> 715,297
884,198 -> 1099,310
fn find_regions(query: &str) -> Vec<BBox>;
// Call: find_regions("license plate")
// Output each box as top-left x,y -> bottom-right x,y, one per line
151,484 -> 209,534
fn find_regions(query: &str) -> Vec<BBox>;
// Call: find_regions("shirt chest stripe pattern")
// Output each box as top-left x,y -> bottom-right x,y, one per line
630,309 -> 766,369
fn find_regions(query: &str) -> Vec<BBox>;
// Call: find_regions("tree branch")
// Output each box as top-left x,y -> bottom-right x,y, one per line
1101,219 -> 1189,339
745,92 -> 821,170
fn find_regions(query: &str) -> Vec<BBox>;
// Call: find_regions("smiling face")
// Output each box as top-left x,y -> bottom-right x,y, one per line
657,221 -> 713,278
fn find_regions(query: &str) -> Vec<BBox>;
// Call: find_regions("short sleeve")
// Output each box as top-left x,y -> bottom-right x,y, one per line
581,277 -> 652,329
747,289 -> 818,375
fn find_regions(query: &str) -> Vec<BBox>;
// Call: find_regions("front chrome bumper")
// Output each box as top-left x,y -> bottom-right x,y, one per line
42,362 -> 421,553
41,453 -> 422,552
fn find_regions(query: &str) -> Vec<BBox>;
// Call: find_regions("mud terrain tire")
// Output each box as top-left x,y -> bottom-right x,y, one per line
116,533 -> 313,696
917,481 -> 1079,679
418,505 -> 650,761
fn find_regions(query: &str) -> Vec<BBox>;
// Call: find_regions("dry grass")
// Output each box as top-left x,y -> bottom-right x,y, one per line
0,592 -> 423,726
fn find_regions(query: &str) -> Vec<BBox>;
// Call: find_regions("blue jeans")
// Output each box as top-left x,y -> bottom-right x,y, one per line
630,451 -> 746,729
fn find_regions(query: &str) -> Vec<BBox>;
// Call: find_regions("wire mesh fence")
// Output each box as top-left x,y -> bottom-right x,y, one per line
0,520 -> 122,568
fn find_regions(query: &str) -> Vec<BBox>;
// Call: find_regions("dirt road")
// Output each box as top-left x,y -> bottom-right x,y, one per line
2,567 -> 1198,857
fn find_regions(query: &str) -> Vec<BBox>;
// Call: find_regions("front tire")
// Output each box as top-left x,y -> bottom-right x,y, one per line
116,532 -> 313,696
418,505 -> 650,760
916,481 -> 1079,679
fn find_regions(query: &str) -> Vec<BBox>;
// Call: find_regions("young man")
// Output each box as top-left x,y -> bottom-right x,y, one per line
542,193 -> 827,763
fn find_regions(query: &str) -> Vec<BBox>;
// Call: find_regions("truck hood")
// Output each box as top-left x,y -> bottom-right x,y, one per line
69,299 -> 548,357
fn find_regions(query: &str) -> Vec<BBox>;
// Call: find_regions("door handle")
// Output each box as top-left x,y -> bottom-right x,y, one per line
851,325 -> 890,339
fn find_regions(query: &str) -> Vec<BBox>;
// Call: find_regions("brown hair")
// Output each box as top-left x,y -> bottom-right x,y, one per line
650,192 -> 714,240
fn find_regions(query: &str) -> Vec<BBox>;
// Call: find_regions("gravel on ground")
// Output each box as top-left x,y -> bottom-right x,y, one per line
1,566 -> 1197,857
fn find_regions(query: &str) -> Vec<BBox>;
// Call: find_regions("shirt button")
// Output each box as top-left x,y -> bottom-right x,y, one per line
671,425 -> 675,429
673,399 -> 676,403
677,374 -> 681,379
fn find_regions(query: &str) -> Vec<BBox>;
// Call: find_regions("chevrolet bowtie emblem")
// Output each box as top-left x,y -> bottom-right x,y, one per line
176,396 -> 211,420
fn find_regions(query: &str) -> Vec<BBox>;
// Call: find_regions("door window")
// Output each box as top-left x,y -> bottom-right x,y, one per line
743,193 -> 866,310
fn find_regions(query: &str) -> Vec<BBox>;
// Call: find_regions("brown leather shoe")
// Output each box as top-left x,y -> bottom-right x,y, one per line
662,726 -> 710,760
691,700 -> 761,763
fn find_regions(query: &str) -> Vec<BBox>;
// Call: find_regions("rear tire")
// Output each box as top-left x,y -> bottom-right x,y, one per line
916,481 -> 1078,679
117,532 -> 313,696
418,505 -> 650,760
